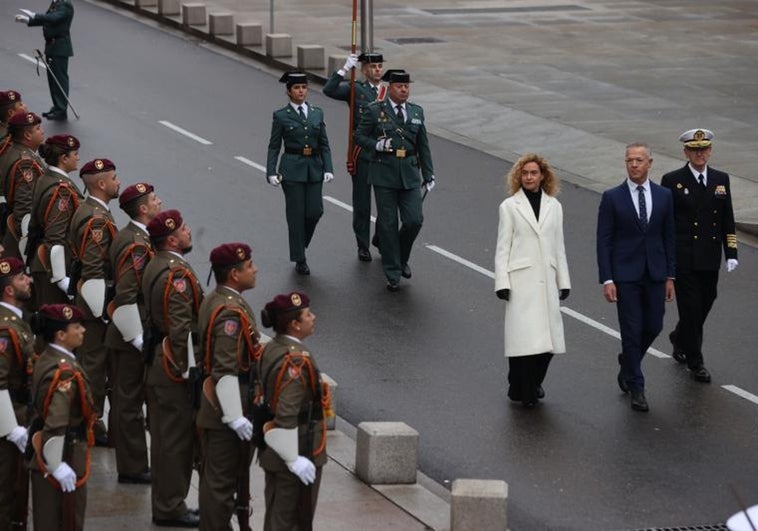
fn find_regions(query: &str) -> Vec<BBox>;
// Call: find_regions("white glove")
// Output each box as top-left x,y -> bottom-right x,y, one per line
130,334 -> 144,352
7,426 -> 28,453
19,9 -> 36,17
423,178 -> 436,193
227,416 -> 253,441
287,456 -> 316,485
726,258 -> 738,272
341,53 -> 358,73
56,277 -> 70,294
323,172 -> 334,183
52,462 -> 77,492
375,138 -> 392,152
15,14 -> 30,23
267,175 -> 281,187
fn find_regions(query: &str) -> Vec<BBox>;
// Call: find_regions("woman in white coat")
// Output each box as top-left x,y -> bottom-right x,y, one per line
494,154 -> 571,407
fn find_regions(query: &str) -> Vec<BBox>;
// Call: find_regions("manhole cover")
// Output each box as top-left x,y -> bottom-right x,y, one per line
424,5 -> 590,15
385,37 -> 446,45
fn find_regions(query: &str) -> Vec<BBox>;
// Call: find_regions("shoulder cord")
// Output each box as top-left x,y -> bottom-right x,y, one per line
161,266 -> 201,382
5,158 -> 43,205
203,304 -> 262,376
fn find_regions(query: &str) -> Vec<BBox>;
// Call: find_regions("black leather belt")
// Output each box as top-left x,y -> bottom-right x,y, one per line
285,147 -> 320,156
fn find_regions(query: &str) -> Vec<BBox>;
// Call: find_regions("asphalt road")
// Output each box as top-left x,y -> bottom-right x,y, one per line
2,2 -> 757,529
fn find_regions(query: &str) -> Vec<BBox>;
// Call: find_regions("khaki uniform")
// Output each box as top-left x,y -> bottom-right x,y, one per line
28,167 -> 83,308
104,221 -> 153,476
143,250 -> 203,519
68,197 -> 116,421
258,335 -> 327,531
0,304 -> 35,529
197,286 -> 261,531
29,345 -> 96,531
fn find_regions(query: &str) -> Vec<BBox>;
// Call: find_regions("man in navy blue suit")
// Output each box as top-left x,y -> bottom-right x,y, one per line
597,142 -> 676,412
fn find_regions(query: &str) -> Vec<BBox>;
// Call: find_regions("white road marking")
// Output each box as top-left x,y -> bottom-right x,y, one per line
158,120 -> 213,145
18,53 -> 46,68
427,244 -> 495,279
324,195 -> 376,222
234,156 -> 266,173
722,385 -> 758,406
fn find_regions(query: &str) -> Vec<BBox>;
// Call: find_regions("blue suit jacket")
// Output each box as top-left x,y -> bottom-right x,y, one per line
596,180 -> 676,283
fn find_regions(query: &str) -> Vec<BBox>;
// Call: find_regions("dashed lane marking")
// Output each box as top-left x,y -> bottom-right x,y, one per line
324,195 -> 376,223
722,385 -> 758,406
234,156 -> 266,173
158,120 -> 213,145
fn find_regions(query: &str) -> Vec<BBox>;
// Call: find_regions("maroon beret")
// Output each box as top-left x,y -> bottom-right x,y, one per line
39,304 -> 85,323
0,257 -> 25,278
45,134 -> 80,151
80,158 -> 116,178
210,243 -> 252,268
119,182 -> 154,209
0,90 -> 22,107
147,209 -> 183,238
265,292 -> 310,315
8,111 -> 41,127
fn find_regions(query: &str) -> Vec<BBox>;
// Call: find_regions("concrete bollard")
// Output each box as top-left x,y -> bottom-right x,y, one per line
320,373 -> 338,430
135,0 -> 157,7
450,479 -> 508,531
297,45 -> 325,70
181,3 -> 206,26
265,33 -> 292,58
355,422 -> 418,484
236,22 -> 263,46
208,12 -> 233,36
158,0 -> 180,16
327,54 -> 343,75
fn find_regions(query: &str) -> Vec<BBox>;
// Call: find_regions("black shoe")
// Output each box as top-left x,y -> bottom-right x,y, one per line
357,247 -> 372,262
669,331 -> 686,363
630,391 -> 649,412
152,511 -> 200,528
118,471 -> 151,484
617,371 -> 629,394
295,260 -> 310,275
187,507 -> 200,517
521,399 -> 538,408
537,386 -> 545,400
386,279 -> 399,292
690,366 -> 712,383
401,263 -> 412,279
94,433 -> 110,447
45,112 -> 67,121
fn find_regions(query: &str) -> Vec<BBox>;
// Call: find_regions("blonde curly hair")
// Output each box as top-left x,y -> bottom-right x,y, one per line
506,153 -> 559,197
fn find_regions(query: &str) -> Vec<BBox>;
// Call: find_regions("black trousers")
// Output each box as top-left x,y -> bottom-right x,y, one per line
507,353 -> 553,403
46,54 -> 69,115
671,269 -> 719,369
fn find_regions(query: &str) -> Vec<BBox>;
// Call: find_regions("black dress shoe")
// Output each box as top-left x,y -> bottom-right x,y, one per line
537,386 -> 545,400
295,260 -> 310,275
401,263 -> 412,279
357,247 -> 372,262
118,471 -> 151,484
617,371 -> 629,393
386,279 -> 399,292
669,331 -> 686,363
690,366 -> 711,383
152,511 -> 200,528
45,112 -> 67,121
94,433 -> 110,447
630,391 -> 649,412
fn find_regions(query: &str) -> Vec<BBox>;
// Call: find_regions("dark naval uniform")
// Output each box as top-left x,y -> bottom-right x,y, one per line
27,0 -> 75,119
661,163 -> 737,371
266,102 -> 333,265
354,91 -> 434,285
197,285 -> 261,531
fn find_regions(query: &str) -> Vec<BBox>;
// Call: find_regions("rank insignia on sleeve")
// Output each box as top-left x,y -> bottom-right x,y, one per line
288,365 -> 301,379
714,185 -> 726,196
57,380 -> 72,393
173,278 -> 187,293
0,338 -> 7,352
224,320 -> 238,336
58,198 -> 69,211
22,169 -> 34,183
92,229 -> 103,243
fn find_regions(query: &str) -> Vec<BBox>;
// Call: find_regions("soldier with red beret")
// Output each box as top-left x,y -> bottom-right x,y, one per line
0,91 -> 28,148
105,182 -> 162,484
28,303 -> 95,531
142,209 -> 203,527
197,242 -> 262,530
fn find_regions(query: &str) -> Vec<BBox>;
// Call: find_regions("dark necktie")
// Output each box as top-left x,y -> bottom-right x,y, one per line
371,85 -> 378,98
637,185 -> 648,230
298,105 -> 305,120
395,104 -> 404,122
698,173 -> 706,189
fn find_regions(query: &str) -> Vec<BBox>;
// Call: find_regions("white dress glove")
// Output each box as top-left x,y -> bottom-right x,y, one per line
15,14 -> 30,23
375,138 -> 392,152
52,462 -> 77,492
7,426 -> 28,453
726,258 -> 738,272
423,178 -> 436,193
341,53 -> 358,73
227,417 -> 253,441
19,9 -> 36,17
323,172 -> 334,183
267,175 -> 281,187
130,334 -> 144,352
56,277 -> 71,294
287,456 -> 316,485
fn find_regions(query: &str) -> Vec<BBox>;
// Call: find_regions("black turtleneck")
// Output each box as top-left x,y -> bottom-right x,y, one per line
523,187 -> 542,221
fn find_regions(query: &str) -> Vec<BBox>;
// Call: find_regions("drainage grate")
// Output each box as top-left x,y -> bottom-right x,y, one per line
625,524 -> 728,531
424,5 -> 590,15
384,37 -> 446,45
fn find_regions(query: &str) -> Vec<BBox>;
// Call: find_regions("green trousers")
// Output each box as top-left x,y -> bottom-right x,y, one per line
281,181 -> 323,262
46,55 -> 69,115
373,185 -> 423,282
352,159 -> 374,250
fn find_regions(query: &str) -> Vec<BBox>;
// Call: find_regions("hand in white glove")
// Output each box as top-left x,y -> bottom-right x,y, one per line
52,462 -> 77,492
287,456 -> 316,485
130,334 -> 144,352
726,258 -> 738,272
56,277 -> 70,294
267,175 -> 281,187
7,426 -> 28,453
15,14 -> 30,23
375,138 -> 392,152
423,178 -> 436,193
323,172 -> 334,183
19,9 -> 36,17
227,416 -> 253,441
341,53 -> 359,73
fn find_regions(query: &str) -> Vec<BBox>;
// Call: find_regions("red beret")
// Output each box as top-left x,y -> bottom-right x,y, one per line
265,292 -> 310,315
45,134 -> 80,151
0,90 -> 22,107
8,111 -> 41,127
39,304 -> 85,323
0,257 -> 25,277
210,243 -> 252,268
119,182 -> 154,209
80,158 -> 116,177
147,209 -> 183,238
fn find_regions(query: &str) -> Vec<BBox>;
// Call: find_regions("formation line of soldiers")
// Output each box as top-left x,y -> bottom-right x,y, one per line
1,88 -> 333,530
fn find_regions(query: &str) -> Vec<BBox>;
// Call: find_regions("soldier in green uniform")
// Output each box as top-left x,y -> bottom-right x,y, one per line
69,158 -> 120,446
15,0 -> 75,121
354,70 -> 436,291
0,257 -> 35,530
28,134 -> 84,309
197,243 -> 262,531
0,112 -> 46,260
143,209 -> 202,528
0,91 -> 28,146
105,182 -> 162,484
266,72 -> 334,276
258,291 -> 332,530
323,53 -> 386,261
28,303 -> 95,531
